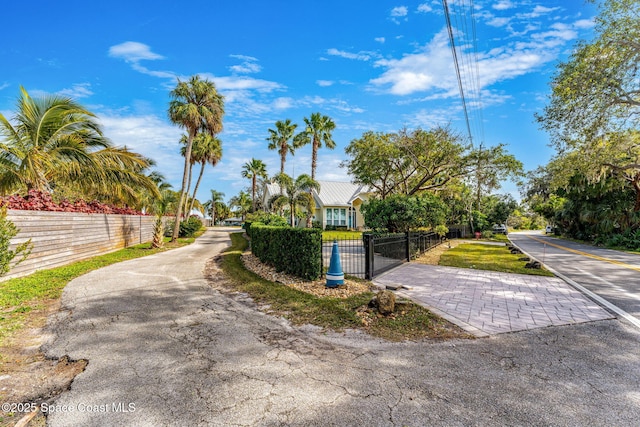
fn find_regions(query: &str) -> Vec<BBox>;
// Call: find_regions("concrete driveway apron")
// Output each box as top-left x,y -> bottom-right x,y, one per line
373,263 -> 613,336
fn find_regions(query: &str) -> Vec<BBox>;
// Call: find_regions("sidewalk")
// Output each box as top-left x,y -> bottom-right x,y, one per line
373,263 -> 614,337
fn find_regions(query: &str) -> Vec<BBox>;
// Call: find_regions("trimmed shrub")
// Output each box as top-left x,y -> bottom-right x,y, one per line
180,216 -> 203,237
245,212 -> 288,238
250,224 -> 322,280
165,216 -> 203,238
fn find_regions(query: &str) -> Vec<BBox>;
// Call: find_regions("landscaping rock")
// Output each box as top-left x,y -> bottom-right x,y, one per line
376,290 -> 396,315
525,261 -> 542,269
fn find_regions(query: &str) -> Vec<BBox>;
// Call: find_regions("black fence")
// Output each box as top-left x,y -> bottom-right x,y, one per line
322,231 -> 444,280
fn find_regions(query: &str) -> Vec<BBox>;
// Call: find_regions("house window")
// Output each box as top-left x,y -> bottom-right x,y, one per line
326,208 -> 347,226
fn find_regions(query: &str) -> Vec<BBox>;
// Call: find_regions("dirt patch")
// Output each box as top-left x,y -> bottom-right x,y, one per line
0,300 -> 87,427
414,240 -> 461,265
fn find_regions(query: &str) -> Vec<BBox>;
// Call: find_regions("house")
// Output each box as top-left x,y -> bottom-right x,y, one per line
263,180 -> 372,229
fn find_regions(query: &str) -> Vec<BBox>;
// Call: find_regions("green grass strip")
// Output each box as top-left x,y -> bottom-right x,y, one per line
439,243 -> 554,276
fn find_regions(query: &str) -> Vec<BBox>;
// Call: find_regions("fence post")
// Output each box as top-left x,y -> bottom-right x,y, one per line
405,231 -> 411,262
364,233 -> 374,280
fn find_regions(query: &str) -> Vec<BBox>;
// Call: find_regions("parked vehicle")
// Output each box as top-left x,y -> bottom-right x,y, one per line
492,224 -> 508,234
545,225 -> 554,234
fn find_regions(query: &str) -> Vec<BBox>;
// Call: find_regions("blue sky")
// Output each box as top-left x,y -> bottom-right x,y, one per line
0,0 -> 597,204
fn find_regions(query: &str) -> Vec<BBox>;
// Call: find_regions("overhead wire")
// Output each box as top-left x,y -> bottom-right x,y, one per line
441,0 -> 485,149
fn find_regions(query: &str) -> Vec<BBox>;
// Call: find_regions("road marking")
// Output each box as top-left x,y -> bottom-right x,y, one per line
512,235 -> 640,331
525,235 -> 640,273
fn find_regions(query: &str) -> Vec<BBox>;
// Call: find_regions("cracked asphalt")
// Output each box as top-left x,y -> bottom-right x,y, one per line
44,229 -> 640,426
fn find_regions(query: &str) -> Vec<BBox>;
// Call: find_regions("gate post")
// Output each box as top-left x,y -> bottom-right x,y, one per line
364,233 -> 374,280
405,231 -> 411,262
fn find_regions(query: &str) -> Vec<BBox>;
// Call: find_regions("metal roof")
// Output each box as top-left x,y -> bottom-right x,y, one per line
263,180 -> 370,208
315,181 -> 370,207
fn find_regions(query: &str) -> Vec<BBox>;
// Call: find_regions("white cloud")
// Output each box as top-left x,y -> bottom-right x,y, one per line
519,5 -> 559,19
316,80 -> 335,87
375,37 -> 386,43
493,1 -> 515,11
58,83 -> 94,99
228,55 -> 262,74
0,82 -> 9,91
487,17 -> 511,28
370,16 -> 586,99
417,3 -> 433,14
108,41 -> 164,62
272,97 -> 294,109
370,29 -> 454,96
108,41 -> 176,80
391,6 -> 408,17
573,19 -> 595,29
390,5 -> 409,24
210,76 -> 283,93
327,48 -> 376,61
98,113 -> 184,184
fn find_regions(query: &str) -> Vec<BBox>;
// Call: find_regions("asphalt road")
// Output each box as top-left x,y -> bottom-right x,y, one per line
42,229 -> 640,426
509,230 -> 640,321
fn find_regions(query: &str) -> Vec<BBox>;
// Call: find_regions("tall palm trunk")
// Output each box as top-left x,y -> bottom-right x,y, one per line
311,137 -> 319,180
251,176 -> 257,211
188,161 -> 206,215
172,131 -> 194,241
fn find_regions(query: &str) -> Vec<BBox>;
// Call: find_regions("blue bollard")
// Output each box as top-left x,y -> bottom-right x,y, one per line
326,239 -> 345,288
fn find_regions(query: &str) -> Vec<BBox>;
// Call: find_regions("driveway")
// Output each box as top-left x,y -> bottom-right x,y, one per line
44,229 -> 640,426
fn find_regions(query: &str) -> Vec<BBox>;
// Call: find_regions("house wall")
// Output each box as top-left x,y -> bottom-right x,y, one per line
352,199 -> 366,230
3,210 -> 156,281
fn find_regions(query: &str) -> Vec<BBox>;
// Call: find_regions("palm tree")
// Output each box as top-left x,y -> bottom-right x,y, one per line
151,188 -> 178,248
267,119 -> 299,176
241,158 -> 267,212
0,87 -> 157,202
168,75 -> 224,241
269,173 -> 320,227
295,112 -> 335,226
295,112 -> 336,181
229,191 -> 252,221
207,189 -> 225,226
187,133 -> 222,215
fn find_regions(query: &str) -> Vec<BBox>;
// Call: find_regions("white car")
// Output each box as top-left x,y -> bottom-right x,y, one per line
545,225 -> 554,234
492,224 -> 508,234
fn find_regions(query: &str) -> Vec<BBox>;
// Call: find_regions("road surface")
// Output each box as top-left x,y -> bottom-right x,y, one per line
509,230 -> 640,323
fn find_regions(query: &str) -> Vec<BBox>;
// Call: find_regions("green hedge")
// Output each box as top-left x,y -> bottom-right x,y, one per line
250,225 -> 322,280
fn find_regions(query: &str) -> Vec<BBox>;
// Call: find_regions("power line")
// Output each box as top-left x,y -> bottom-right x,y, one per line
442,0 -> 473,145
441,0 -> 485,148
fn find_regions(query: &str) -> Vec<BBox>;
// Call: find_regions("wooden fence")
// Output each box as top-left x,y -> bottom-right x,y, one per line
3,210 -> 157,281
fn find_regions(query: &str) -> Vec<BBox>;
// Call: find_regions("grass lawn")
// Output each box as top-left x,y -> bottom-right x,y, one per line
322,230 -> 363,242
439,243 -> 554,276
219,232 -> 472,341
0,232 -> 202,346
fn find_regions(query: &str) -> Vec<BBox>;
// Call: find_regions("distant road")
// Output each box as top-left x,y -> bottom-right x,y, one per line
509,231 -> 640,323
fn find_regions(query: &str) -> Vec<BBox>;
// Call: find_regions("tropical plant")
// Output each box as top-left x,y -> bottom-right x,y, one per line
0,87 -> 158,203
186,133 -> 222,214
0,206 -> 32,276
267,119 -> 299,176
229,191 -> 252,220
204,189 -> 225,226
151,189 -> 178,248
168,75 -> 224,241
241,158 -> 267,212
295,112 -> 336,181
268,173 -> 320,227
